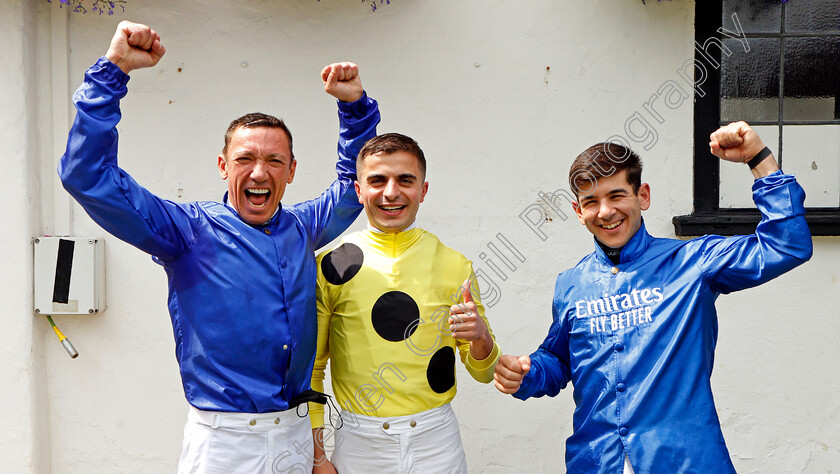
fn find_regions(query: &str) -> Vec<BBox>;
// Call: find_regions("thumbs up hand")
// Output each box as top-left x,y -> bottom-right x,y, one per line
449,279 -> 487,342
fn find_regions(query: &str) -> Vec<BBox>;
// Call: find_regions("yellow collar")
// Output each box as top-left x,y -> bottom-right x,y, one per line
360,227 -> 424,254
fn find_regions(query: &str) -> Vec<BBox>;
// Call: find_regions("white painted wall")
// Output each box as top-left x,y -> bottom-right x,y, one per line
1,0 -> 837,472
0,0 -> 51,472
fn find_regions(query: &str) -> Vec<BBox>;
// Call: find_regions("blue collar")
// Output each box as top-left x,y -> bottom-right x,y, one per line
592,219 -> 653,266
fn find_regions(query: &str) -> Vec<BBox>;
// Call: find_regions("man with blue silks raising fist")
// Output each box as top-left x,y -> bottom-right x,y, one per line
494,122 -> 812,474
59,20 -> 381,472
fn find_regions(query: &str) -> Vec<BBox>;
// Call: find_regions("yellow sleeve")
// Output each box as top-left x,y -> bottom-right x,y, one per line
455,268 -> 502,384
309,268 -> 332,429
465,340 -> 501,383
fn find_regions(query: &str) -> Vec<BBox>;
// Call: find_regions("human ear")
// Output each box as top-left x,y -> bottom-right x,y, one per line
217,155 -> 228,179
638,183 -> 651,211
573,201 -> 586,225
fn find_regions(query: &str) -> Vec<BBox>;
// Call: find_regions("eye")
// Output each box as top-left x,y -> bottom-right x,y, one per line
234,156 -> 253,164
400,178 -> 414,184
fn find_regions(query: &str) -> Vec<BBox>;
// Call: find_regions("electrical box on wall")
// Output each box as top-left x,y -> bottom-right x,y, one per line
34,237 -> 105,315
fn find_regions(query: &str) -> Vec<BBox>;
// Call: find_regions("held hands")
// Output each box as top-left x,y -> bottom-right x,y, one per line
321,62 -> 364,103
105,21 -> 166,74
448,280 -> 488,342
494,354 -> 531,394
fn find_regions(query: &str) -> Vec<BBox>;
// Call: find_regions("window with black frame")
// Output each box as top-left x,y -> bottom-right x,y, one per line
674,0 -> 840,236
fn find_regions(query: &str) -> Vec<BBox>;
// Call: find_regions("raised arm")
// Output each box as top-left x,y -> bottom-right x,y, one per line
699,122 -> 812,293
58,22 -> 198,261
293,62 -> 380,249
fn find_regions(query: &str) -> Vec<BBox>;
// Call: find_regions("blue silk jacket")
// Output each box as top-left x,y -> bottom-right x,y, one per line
515,172 -> 812,473
58,58 -> 380,413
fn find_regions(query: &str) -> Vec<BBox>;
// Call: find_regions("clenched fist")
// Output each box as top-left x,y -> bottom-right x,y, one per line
321,62 -> 364,103
709,121 -> 766,164
494,354 -> 531,394
105,21 -> 166,74
709,121 -> 779,177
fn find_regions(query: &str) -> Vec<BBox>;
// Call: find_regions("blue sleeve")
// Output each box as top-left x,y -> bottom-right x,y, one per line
291,92 -> 380,249
697,171 -> 813,294
57,58 -> 198,261
514,278 -> 573,400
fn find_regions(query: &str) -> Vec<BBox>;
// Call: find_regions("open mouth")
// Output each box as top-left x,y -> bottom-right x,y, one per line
601,219 -> 623,230
245,188 -> 271,207
379,204 -> 406,215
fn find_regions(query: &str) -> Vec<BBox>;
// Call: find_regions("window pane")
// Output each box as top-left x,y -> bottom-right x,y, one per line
721,39 -> 780,122
722,0 -> 781,34
783,37 -> 840,121
719,126 -> 779,208
786,0 -> 840,33
782,125 -> 840,207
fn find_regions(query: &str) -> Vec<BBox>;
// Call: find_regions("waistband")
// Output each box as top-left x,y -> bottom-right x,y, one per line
188,405 -> 307,432
339,403 -> 454,435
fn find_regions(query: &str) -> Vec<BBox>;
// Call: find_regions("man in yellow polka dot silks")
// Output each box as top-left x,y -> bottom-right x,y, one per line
308,133 -> 501,473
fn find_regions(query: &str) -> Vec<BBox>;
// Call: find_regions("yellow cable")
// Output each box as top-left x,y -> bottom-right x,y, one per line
51,325 -> 67,342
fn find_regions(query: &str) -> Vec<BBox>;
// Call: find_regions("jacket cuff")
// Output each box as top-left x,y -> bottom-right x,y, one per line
337,91 -> 375,118
466,340 -> 501,372
752,169 -> 786,186
512,367 -> 537,401
90,56 -> 130,89
464,340 -> 501,384
752,170 -> 806,219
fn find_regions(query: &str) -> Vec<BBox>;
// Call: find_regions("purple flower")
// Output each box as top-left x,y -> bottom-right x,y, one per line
46,0 -> 126,15
366,0 -> 391,12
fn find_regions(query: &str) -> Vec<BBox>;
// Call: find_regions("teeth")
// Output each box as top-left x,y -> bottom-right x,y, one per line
602,220 -> 622,230
381,206 -> 404,210
247,189 -> 269,195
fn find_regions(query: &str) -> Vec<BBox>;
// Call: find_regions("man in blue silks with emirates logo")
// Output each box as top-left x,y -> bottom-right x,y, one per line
58,21 -> 379,472
494,122 -> 812,473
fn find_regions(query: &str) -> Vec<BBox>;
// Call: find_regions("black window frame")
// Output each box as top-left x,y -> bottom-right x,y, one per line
673,0 -> 840,236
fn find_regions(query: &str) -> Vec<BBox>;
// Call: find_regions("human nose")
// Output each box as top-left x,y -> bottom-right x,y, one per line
597,200 -> 615,220
249,161 -> 268,181
383,179 -> 400,200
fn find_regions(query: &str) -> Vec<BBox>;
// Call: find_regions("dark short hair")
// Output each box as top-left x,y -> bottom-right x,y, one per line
222,113 -> 294,159
357,133 -> 426,177
568,142 -> 642,198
